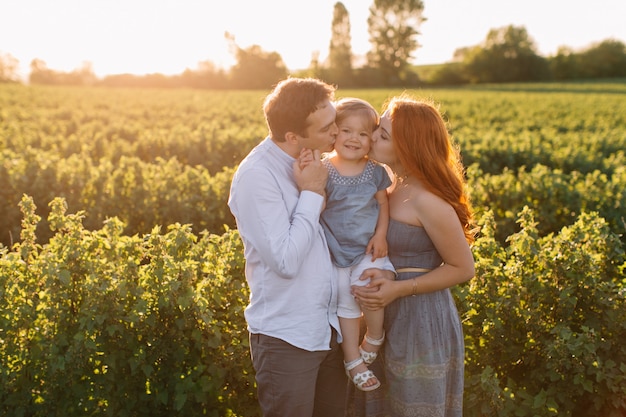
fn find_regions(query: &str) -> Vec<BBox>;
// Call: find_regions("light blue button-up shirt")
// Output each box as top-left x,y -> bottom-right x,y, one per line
228,137 -> 340,351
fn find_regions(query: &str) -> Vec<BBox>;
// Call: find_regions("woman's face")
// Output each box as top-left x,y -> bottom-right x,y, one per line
369,111 -> 398,167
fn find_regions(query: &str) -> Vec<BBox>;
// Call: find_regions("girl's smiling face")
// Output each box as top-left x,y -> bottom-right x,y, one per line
334,114 -> 372,162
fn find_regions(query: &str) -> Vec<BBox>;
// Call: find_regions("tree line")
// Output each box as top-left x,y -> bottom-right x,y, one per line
1,0 -> 626,88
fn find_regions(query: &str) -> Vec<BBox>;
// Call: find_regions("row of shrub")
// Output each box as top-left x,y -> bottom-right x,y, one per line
0,149 -> 236,246
2,147 -> 624,248
3,84 -> 625,177
2,84 -> 625,247
1,196 -> 624,416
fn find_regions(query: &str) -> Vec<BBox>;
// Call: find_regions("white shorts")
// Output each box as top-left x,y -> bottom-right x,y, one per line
336,256 -> 395,319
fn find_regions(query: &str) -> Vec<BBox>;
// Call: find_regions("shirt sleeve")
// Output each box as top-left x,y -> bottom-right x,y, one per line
229,166 -> 325,279
374,163 -> 392,190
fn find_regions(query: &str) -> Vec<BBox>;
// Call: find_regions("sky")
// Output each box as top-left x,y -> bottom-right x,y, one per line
1,0 -> 625,80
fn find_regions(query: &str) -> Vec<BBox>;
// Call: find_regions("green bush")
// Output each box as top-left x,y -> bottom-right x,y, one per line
2,197 -> 624,416
0,196 -> 259,417
460,207 -> 626,416
468,164 -> 626,245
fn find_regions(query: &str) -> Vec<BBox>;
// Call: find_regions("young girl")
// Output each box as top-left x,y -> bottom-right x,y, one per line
320,98 -> 395,392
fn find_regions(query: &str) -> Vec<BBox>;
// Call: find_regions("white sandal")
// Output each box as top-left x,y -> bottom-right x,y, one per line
344,357 -> 380,392
359,331 -> 385,365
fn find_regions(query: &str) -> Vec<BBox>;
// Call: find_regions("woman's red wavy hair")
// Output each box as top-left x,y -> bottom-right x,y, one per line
385,95 -> 476,243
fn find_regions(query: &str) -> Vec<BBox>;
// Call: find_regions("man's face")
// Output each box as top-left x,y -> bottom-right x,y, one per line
297,99 -> 338,153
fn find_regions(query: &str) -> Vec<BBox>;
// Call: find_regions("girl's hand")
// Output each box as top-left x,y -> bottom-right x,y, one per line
366,234 -> 388,261
293,149 -> 327,196
297,148 -> 314,169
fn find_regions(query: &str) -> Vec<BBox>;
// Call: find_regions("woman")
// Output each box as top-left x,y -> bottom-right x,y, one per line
348,95 -> 476,417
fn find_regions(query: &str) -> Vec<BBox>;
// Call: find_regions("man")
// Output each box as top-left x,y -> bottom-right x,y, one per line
228,77 -> 346,417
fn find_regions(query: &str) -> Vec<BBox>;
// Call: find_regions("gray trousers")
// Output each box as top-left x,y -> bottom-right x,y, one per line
250,329 -> 347,417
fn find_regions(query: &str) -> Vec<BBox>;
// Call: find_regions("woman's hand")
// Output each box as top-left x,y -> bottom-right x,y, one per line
352,268 -> 397,310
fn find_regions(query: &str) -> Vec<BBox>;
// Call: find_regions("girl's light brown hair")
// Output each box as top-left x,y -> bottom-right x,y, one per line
335,97 -> 379,133
385,95 -> 476,243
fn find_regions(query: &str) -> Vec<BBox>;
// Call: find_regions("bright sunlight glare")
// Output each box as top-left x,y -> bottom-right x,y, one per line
1,0 -> 625,79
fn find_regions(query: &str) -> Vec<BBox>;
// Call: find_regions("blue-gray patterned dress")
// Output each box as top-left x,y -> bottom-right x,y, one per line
347,218 -> 465,417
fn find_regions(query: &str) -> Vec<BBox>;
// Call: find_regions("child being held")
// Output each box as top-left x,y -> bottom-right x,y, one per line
321,98 -> 394,391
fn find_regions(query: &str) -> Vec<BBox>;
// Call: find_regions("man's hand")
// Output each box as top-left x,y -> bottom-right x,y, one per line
293,149 -> 327,196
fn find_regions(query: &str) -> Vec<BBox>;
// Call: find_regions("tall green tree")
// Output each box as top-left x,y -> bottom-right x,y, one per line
579,39 -> 626,78
550,46 -> 582,80
462,25 -> 549,83
327,2 -> 354,87
366,0 -> 424,85
225,32 -> 288,90
550,39 -> 626,80
0,52 -> 20,83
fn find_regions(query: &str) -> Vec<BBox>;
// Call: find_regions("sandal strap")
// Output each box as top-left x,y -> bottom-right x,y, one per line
351,369 -> 381,392
352,369 -> 376,384
344,357 -> 364,372
359,346 -> 378,362
364,331 -> 385,346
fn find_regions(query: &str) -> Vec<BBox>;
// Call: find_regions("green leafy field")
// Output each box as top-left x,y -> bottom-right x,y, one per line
1,83 -> 625,416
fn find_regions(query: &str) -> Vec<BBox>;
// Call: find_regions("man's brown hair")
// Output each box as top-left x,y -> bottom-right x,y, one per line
263,78 -> 336,142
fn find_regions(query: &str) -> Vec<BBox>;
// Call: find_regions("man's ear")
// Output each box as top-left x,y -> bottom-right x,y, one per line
284,131 -> 299,145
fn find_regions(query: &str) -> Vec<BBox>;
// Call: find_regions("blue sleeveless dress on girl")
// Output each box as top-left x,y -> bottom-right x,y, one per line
320,158 -> 391,268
